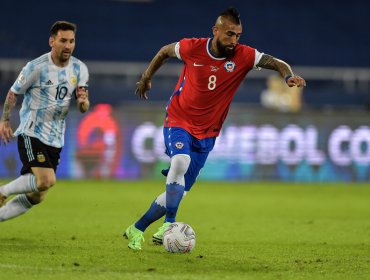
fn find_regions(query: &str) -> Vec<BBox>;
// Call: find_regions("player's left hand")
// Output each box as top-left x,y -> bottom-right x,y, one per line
286,75 -> 306,87
76,86 -> 88,101
76,86 -> 90,113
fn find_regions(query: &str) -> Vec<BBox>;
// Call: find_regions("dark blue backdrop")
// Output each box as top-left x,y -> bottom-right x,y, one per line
0,0 -> 369,67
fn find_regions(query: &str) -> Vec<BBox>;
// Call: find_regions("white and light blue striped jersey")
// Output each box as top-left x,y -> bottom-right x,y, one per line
11,52 -> 89,148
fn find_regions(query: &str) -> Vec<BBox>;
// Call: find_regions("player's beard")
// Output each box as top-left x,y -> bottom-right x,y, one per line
216,40 -> 235,58
60,51 -> 72,63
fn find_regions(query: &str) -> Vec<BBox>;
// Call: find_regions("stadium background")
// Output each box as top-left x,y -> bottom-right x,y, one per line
0,0 -> 369,181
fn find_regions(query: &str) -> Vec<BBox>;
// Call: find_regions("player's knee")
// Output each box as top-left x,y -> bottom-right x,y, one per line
36,176 -> 56,191
170,154 -> 191,176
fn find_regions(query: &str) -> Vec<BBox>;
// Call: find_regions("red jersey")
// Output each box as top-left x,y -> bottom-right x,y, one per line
164,37 -> 259,139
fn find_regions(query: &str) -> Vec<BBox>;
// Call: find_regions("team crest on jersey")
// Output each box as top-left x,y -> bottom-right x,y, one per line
37,153 -> 46,163
224,61 -> 236,72
71,75 -> 77,86
175,142 -> 184,149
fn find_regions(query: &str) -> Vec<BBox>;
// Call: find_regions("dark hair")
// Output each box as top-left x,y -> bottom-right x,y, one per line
50,21 -> 77,36
220,7 -> 241,25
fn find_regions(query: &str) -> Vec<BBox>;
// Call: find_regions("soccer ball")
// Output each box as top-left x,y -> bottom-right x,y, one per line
163,222 -> 196,253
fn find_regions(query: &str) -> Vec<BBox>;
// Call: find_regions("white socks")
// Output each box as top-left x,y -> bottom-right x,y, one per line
0,194 -> 33,222
0,174 -> 38,222
0,174 -> 38,197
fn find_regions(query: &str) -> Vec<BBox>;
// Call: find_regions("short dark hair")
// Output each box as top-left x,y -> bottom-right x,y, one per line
50,21 -> 77,37
220,7 -> 241,25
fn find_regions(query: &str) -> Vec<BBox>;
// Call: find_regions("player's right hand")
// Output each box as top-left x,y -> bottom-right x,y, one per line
135,77 -> 151,100
0,120 -> 14,145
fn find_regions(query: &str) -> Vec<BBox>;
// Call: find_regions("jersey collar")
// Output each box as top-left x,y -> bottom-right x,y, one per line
206,38 -> 226,60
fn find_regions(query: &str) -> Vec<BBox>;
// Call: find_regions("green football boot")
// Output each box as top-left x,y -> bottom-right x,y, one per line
123,224 -> 145,250
152,222 -> 172,245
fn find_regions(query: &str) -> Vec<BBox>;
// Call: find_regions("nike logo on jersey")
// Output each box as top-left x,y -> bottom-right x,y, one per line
193,62 -> 204,67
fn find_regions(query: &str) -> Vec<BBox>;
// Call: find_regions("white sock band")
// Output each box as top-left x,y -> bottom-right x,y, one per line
0,194 -> 33,222
166,154 -> 191,186
0,174 -> 38,197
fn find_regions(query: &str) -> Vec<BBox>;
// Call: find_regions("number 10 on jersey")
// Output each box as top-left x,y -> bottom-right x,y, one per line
55,86 -> 68,100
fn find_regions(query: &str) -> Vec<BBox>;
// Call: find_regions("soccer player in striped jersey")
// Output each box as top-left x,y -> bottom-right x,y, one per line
124,7 -> 306,250
0,21 -> 90,222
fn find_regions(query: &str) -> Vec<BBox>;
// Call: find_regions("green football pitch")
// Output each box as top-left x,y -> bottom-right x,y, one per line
0,180 -> 369,280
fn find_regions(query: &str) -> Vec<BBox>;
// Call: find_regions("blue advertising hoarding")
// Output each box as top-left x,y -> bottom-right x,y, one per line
1,104 -> 369,182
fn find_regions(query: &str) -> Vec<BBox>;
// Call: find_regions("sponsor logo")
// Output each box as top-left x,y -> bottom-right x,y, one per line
175,142 -> 184,149
46,80 -> 53,85
224,61 -> 236,72
210,66 -> 219,72
193,62 -> 204,67
37,153 -> 46,163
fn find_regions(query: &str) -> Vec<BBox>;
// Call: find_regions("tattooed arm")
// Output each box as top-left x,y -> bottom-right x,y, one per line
256,54 -> 306,87
135,42 -> 178,100
0,90 -> 17,145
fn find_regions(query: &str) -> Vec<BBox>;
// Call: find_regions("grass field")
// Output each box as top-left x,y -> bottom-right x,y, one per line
1,180 -> 370,280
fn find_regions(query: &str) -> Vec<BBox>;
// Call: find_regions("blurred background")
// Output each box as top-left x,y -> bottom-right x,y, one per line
0,0 -> 369,181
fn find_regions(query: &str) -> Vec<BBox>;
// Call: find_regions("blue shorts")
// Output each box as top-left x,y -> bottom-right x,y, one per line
163,127 -> 216,191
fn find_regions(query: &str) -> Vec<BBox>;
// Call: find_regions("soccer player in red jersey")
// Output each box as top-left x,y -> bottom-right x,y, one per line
124,7 -> 306,250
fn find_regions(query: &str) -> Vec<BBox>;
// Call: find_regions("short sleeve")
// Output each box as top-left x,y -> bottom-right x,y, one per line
253,49 -> 264,70
78,62 -> 89,88
177,38 -> 197,63
175,42 -> 181,60
10,62 -> 38,94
